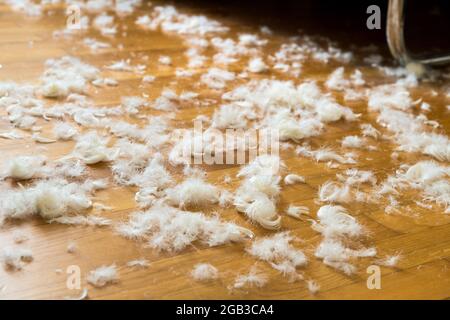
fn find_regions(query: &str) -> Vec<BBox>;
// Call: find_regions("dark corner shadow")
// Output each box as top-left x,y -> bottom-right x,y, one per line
170,0 -> 450,60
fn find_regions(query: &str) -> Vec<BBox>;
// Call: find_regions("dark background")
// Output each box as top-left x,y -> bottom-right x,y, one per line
174,0 -> 450,61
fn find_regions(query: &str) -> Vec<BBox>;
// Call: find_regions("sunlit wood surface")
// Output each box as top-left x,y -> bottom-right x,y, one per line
0,1 -> 449,300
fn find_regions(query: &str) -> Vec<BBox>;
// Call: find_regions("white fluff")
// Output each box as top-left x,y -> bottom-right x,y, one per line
201,68 -> 235,90
211,104 -> 247,129
158,55 -> 172,65
236,193 -> 281,230
341,135 -> 365,149
39,56 -> 99,98
142,75 -> 156,83
165,177 -> 220,208
235,155 -> 283,229
312,205 -> 364,238
126,259 -> 150,268
0,179 -> 94,224
325,67 -> 349,91
50,215 -> 111,227
53,122 -> 78,140
307,280 -> 320,295
404,161 -> 448,185
231,266 -> 268,290
336,169 -> 377,186
73,131 -> 116,164
380,161 -> 450,211
121,96 -> 148,116
87,264 -> 119,287
284,174 -> 305,185
361,124 -> 380,139
12,231 -> 28,244
248,57 -> 268,73
313,148 -> 355,164
1,247 -> 33,271
377,254 -> 401,267
266,110 -> 323,142
67,242 -> 77,254
286,205 -> 309,219
318,181 -> 352,203
237,155 -> 283,178
368,85 -> 413,111
117,205 -> 253,252
31,133 -> 56,144
0,130 -> 24,140
247,232 -> 307,279
313,205 -> 375,275
3,155 -> 46,180
191,263 -> 219,281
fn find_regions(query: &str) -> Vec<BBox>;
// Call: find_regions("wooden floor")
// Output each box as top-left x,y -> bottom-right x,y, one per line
0,1 -> 450,300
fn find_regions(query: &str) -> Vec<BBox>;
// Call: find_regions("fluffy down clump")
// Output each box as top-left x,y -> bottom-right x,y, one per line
247,232 -> 307,280
284,174 -> 305,185
265,109 -> 324,142
237,155 -> 284,178
286,205 -> 309,219
39,56 -> 99,98
341,135 -> 366,149
191,263 -> 219,281
0,179 -> 97,224
307,280 -> 320,295
87,264 -> 119,287
336,169 -> 377,186
394,161 -> 449,211
318,181 -> 352,204
248,57 -> 268,73
53,122 -> 78,140
111,139 -> 152,185
369,85 -> 450,162
117,205 -> 253,252
296,145 -> 356,165
211,104 -> 248,129
368,85 -> 413,111
165,177 -> 220,208
1,247 -> 33,271
2,155 -> 46,180
230,266 -> 268,290
126,259 -> 150,268
377,161 -> 450,213
73,131 -> 117,164
313,205 -> 376,275
201,68 -> 235,90
133,155 -> 174,208
312,205 -> 364,238
222,79 -> 358,123
234,155 -> 284,230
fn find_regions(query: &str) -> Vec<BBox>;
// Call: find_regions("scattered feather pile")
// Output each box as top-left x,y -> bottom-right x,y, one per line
313,205 -> 376,275
234,155 -> 284,230
165,177 -> 220,208
0,178 -> 101,224
247,232 -> 307,281
117,205 -> 253,252
39,56 -> 99,98
87,264 -> 119,287
0,247 -> 33,271
230,266 -> 268,290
